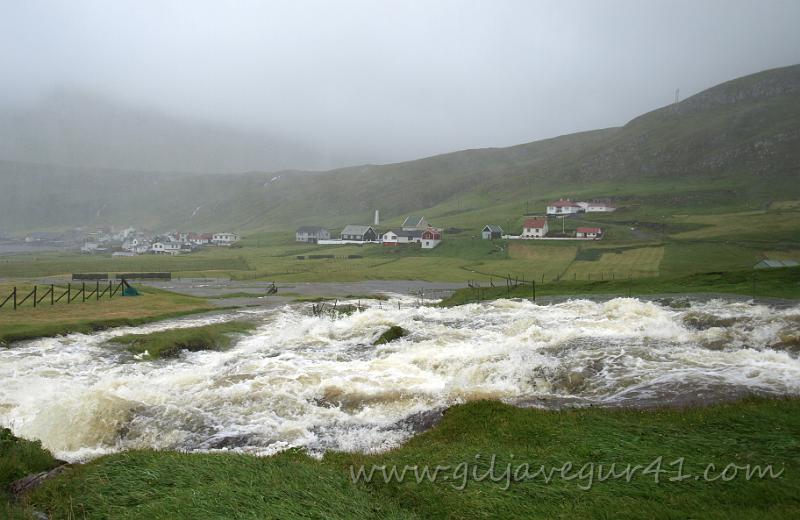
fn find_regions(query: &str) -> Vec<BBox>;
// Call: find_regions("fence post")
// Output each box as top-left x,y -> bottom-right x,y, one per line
51,284 -> 54,305
82,282 -> 86,302
96,280 -> 100,301
67,283 -> 71,304
109,280 -> 113,299
532,279 -> 536,301
13,287 -> 17,310
32,286 -> 37,308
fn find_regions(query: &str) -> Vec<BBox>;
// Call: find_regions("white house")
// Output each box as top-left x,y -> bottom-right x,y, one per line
81,242 -> 100,253
212,232 -> 241,245
521,218 -> 548,238
576,227 -> 602,239
193,234 -> 213,245
296,226 -> 331,243
585,201 -> 616,213
546,199 -> 583,215
382,229 -> 424,245
151,242 -> 183,255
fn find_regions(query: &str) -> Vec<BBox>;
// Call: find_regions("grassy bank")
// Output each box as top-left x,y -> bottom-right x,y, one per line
0,286 -> 215,346
112,321 -> 256,359
1,428 -> 60,520
440,266 -> 800,306
5,398 -> 798,519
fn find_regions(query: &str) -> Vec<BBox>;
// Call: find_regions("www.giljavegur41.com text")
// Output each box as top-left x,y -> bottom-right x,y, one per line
350,455 -> 785,490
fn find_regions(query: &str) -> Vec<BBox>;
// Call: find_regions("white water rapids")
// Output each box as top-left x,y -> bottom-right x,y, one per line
1,296 -> 799,462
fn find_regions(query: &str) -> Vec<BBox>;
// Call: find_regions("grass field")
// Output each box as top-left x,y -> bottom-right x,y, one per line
5,398 -> 799,519
0,286 -> 213,346
440,266 -> 800,306
0,202 -> 798,286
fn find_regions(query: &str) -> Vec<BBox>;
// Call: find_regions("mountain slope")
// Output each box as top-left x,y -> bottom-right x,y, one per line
1,65 -> 798,234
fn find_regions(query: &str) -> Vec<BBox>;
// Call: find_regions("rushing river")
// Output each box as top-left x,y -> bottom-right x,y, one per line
1,297 -> 799,462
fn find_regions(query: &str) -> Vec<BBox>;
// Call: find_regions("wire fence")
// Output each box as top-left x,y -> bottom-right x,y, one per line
0,279 -> 131,311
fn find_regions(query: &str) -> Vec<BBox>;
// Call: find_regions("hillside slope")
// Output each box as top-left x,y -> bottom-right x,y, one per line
1,65 -> 798,233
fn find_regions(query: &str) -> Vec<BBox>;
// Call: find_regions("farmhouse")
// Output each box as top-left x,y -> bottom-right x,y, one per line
382,229 -> 423,245
341,225 -> 378,242
576,227 -> 603,239
481,225 -> 503,240
421,228 -> 442,249
521,218 -> 548,238
402,216 -> 429,231
546,199 -> 583,215
296,226 -> 331,243
212,232 -> 240,245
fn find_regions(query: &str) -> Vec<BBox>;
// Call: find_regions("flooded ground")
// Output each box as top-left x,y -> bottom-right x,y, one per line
1,296 -> 798,462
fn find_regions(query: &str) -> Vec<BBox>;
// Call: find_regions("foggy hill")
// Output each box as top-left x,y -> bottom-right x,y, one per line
1,64 -> 798,234
0,89 -> 331,174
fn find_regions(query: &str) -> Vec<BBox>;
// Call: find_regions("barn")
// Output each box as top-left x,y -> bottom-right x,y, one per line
482,224 -> 503,240
341,225 -> 378,242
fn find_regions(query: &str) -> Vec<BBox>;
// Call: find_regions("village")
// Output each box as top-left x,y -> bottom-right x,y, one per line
5,228 -> 242,256
295,198 -> 615,248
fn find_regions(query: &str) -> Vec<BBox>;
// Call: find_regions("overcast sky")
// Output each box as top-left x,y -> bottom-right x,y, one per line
2,0 -> 800,168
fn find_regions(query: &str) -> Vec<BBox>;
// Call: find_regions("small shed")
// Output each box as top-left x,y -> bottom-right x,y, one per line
754,259 -> 799,269
481,225 -> 503,240
576,227 -> 602,239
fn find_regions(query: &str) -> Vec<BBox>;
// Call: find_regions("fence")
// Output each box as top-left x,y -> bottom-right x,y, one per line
0,279 -> 131,311
462,272 -> 642,303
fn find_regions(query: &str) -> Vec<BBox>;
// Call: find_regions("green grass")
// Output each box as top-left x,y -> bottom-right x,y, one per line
111,321 -> 256,360
1,428 -> 60,520
373,325 -> 408,345
440,266 -> 800,306
11,398 -> 800,519
0,286 -> 215,346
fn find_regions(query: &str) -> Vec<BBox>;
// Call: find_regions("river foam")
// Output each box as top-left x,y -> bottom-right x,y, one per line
1,297 -> 798,461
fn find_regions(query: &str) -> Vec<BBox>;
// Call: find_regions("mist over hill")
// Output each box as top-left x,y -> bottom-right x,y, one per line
0,89 -> 335,174
0,65 -> 798,234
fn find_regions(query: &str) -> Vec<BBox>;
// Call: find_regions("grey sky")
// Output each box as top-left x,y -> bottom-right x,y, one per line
2,0 -> 800,168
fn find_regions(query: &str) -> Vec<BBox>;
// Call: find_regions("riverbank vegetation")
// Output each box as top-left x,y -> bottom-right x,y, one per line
112,321 -> 256,359
0,286 -> 214,346
1,428 -> 59,520
5,397 -> 799,519
440,266 -> 800,306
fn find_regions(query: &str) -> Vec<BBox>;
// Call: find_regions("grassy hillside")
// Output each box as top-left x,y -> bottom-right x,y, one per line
1,65 -> 799,235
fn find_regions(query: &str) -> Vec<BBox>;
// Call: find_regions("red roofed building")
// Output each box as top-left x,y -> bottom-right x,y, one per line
576,227 -> 602,239
522,218 -> 548,238
421,228 -> 442,249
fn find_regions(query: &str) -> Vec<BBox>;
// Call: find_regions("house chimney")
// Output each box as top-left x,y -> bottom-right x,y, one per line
374,210 -> 380,226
